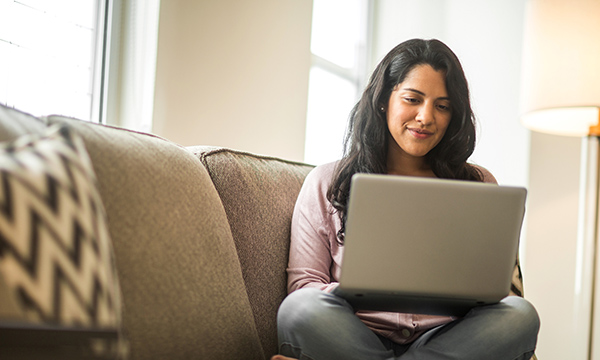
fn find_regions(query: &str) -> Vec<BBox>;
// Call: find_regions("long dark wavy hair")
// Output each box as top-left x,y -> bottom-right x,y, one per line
327,38 -> 483,243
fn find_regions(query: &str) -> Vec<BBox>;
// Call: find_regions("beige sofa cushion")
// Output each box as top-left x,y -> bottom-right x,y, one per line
193,146 -> 313,357
32,115 -> 264,359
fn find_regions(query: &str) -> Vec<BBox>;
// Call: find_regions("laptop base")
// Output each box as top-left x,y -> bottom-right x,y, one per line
332,287 -> 500,317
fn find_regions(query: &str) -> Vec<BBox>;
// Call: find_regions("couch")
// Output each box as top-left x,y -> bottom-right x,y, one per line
0,104 -> 313,359
0,105 -> 537,360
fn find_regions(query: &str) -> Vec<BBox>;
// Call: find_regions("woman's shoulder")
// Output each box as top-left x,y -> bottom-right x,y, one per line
294,161 -> 340,218
304,160 -> 340,186
296,161 -> 340,205
471,164 -> 497,184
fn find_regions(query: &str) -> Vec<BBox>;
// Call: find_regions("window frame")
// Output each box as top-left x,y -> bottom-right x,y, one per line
303,0 -> 374,165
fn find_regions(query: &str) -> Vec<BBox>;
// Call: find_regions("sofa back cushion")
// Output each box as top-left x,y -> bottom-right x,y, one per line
32,115 -> 264,359
193,147 -> 314,357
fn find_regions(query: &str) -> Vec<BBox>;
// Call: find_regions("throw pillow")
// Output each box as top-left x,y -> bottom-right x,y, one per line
0,124 -> 121,329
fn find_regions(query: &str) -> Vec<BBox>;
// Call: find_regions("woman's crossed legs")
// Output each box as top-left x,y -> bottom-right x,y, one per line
276,288 -> 539,360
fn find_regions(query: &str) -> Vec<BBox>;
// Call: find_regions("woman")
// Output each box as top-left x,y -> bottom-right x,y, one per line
274,39 -> 539,360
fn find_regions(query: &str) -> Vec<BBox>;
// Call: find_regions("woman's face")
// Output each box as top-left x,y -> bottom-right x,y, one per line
385,64 -> 452,162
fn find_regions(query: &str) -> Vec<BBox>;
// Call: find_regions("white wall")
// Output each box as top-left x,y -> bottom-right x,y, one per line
152,0 -> 313,162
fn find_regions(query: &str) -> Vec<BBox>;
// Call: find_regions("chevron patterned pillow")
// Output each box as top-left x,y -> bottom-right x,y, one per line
0,124 -> 121,329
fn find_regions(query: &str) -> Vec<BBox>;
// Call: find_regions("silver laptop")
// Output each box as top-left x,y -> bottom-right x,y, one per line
333,173 -> 527,316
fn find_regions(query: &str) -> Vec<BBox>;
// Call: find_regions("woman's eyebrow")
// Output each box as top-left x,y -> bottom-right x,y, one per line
402,88 -> 450,101
402,87 -> 426,95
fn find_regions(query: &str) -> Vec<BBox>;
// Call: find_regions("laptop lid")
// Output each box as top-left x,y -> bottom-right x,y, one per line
334,173 -> 527,316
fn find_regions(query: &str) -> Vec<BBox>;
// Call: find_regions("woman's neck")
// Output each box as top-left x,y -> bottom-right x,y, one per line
386,147 -> 435,178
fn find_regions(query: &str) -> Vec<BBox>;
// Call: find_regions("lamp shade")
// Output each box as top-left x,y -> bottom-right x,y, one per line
520,0 -> 600,136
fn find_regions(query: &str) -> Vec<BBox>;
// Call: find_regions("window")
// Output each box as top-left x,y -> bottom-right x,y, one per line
303,0 -> 372,165
0,0 -> 105,122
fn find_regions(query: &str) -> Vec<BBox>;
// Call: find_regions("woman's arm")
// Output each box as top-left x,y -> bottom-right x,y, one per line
287,163 -> 340,293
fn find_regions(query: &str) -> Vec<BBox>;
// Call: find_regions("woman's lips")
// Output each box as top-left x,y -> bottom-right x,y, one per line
408,128 -> 433,139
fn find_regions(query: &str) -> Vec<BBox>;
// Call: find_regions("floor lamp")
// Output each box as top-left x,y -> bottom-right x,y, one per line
520,0 -> 600,358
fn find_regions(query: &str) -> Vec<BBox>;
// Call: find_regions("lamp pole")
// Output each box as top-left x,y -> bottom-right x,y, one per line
576,136 -> 600,359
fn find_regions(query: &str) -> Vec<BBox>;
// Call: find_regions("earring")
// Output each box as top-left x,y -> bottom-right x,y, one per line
380,107 -> 385,113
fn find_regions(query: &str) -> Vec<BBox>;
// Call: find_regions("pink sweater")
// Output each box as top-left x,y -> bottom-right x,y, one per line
287,161 -> 498,344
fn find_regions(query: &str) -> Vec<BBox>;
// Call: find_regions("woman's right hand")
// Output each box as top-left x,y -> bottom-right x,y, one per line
271,355 -> 298,360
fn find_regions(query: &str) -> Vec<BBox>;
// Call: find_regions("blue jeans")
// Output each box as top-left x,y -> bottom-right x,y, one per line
277,288 -> 539,360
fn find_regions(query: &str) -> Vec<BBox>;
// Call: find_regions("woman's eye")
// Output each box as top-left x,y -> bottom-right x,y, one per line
404,97 -> 419,103
437,104 -> 451,111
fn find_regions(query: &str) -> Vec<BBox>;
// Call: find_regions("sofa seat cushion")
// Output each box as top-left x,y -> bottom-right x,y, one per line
192,146 -> 314,357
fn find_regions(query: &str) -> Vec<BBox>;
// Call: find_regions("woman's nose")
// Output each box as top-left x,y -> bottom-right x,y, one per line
416,104 -> 435,125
